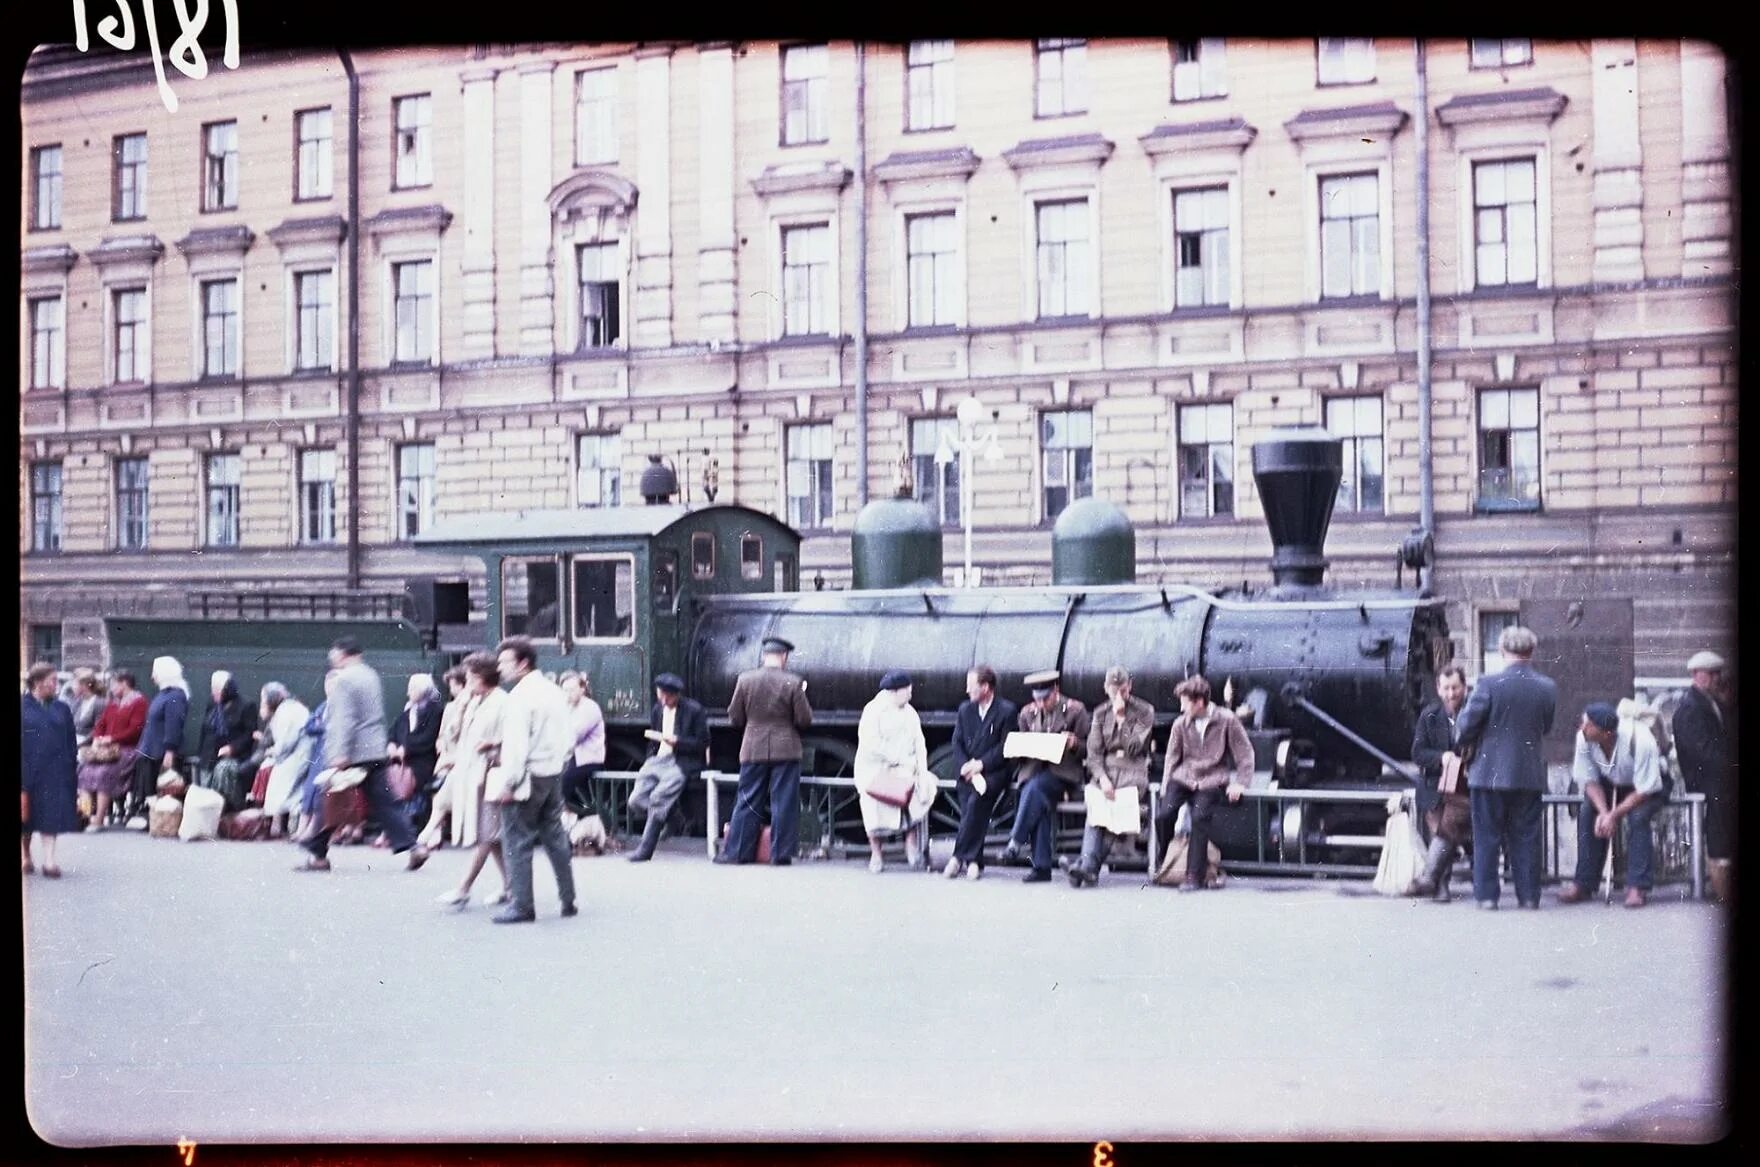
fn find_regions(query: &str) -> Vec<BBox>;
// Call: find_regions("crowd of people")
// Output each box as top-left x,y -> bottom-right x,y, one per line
21,627 -> 1735,908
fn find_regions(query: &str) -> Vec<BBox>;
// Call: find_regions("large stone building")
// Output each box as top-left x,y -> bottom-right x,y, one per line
19,38 -> 1736,677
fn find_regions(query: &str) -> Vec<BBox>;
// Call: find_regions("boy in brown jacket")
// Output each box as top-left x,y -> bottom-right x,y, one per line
1155,676 -> 1253,891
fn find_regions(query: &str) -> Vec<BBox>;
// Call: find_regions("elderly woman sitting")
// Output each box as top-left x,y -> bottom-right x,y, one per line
199,670 -> 259,811
853,670 -> 937,873
78,669 -> 146,830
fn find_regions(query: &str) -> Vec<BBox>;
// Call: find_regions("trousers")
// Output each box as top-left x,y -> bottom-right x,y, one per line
502,771 -> 577,914
1469,787 -> 1544,906
1155,784 -> 1223,884
724,760 -> 801,864
628,756 -> 687,825
303,761 -> 415,861
952,774 -> 1008,865
1009,772 -> 1067,872
1572,781 -> 1660,892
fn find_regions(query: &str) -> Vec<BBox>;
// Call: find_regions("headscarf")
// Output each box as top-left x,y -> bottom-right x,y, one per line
152,656 -> 190,695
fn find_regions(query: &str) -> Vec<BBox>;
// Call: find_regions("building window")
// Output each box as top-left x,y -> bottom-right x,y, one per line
1173,187 -> 1231,308
781,44 -> 829,145
205,452 -> 241,548
294,270 -> 335,371
740,534 -> 765,581
30,625 -> 63,670
691,531 -> 717,581
30,462 -> 63,553
576,432 -> 622,507
577,243 -> 621,349
31,145 -> 62,230
1035,199 -> 1092,319
115,457 -> 150,551
113,133 -> 148,221
1040,409 -> 1093,521
202,121 -> 238,211
1470,39 -> 1532,69
1476,387 -> 1541,510
785,422 -> 835,529
1472,158 -> 1538,287
502,556 -> 562,640
906,40 -> 955,130
296,108 -> 333,200
911,417 -> 961,527
113,287 -> 148,385
905,211 -> 959,328
396,442 -> 436,540
573,555 -> 636,642
574,68 -> 617,164
28,296 -> 65,390
1171,38 -> 1226,101
201,278 -> 240,379
1178,403 -> 1235,519
1319,172 -> 1380,299
392,259 -> 435,365
394,95 -> 433,189
781,223 -> 833,337
1326,396 -> 1385,514
1317,38 -> 1376,85
299,449 -> 337,544
1478,610 -> 1520,676
1035,38 -> 1087,117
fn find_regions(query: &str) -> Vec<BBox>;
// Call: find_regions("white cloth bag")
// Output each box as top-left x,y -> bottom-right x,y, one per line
179,784 -> 226,841
1373,795 -> 1426,896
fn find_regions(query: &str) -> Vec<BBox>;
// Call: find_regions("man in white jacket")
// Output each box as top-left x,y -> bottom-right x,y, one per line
1557,701 -> 1664,909
492,637 -> 578,924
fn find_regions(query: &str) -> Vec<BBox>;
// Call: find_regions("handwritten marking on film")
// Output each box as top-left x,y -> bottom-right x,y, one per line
175,1137 -> 197,1166
71,1 -> 241,113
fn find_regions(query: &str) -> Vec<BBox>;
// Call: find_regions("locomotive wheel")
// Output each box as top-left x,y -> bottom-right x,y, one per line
798,736 -> 863,855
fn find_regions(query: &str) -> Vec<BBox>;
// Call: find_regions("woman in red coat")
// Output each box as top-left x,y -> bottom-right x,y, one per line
77,669 -> 148,829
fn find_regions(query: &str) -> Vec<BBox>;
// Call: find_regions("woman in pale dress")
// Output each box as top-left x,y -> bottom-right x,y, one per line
416,667 -> 469,846
853,670 -> 937,873
432,655 -> 511,908
258,682 -> 312,838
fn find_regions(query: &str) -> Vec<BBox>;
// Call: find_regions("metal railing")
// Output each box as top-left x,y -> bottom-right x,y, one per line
188,590 -> 410,620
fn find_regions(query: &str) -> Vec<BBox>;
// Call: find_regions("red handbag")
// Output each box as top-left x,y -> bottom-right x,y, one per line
248,764 -> 273,805
385,762 -> 416,802
322,787 -> 367,832
20,791 -> 30,824
866,765 -> 918,810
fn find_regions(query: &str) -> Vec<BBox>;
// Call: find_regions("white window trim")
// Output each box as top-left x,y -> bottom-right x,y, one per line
1471,384 -> 1546,509
905,40 -> 956,131
23,293 -> 67,391
1011,162 -> 1104,321
190,273 -> 246,381
890,193 -> 968,331
573,431 -> 623,509
574,65 -> 621,166
1316,38 -> 1377,86
570,552 -> 639,645
566,228 -> 631,353
1303,159 -> 1396,303
105,283 -> 153,387
781,417 -> 836,529
381,249 -> 442,367
1324,394 -> 1388,515
1151,164 -> 1245,312
203,451 -> 241,548
1451,121 -> 1553,293
770,211 -> 841,341
285,266 -> 340,374
1172,400 -> 1238,520
393,439 -> 437,541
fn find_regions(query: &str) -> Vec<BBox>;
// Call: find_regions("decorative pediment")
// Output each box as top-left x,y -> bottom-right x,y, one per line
547,170 -> 639,224
1003,133 -> 1115,172
267,215 -> 348,249
1435,86 -> 1567,128
22,243 -> 78,276
176,224 -> 256,258
1284,102 -> 1408,143
1139,117 -> 1257,158
873,146 -> 981,185
89,234 -> 165,269
750,160 -> 853,198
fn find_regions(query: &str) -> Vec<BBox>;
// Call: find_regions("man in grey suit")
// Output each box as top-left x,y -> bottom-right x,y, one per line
1454,625 -> 1558,910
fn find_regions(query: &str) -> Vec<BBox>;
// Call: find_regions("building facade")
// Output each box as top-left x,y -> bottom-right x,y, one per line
19,38 -> 1736,677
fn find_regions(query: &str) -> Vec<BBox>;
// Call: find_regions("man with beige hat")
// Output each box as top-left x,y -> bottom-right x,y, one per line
1672,649 -> 1733,901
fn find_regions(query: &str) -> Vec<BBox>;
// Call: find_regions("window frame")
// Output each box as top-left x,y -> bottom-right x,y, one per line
1469,39 -> 1533,70
904,209 -> 961,329
1039,407 -> 1095,523
292,267 -> 337,372
575,431 -> 623,508
780,221 -> 835,338
784,421 -> 836,530
574,67 -> 619,165
199,277 -> 241,381
1170,38 -> 1227,102
114,456 -> 151,552
569,552 -> 638,646
1033,196 -> 1095,320
201,120 -> 239,212
500,554 -> 565,644
905,39 -> 955,132
780,43 -> 830,146
1171,185 -> 1234,310
113,132 -> 148,222
1474,386 -> 1543,512
576,241 -> 623,350
297,447 -> 338,545
395,441 -> 437,541
393,94 -> 434,190
1034,38 -> 1088,118
111,286 -> 150,386
1316,37 -> 1377,86
1476,607 -> 1521,677
690,531 -> 717,581
910,415 -> 962,528
1175,401 -> 1236,520
28,295 -> 66,390
1316,170 -> 1384,301
30,461 -> 63,554
294,107 -> 334,202
204,451 -> 242,548
390,257 -> 437,366
739,533 -> 765,581
1324,395 -> 1386,515
30,144 -> 63,231
1469,156 -> 1541,290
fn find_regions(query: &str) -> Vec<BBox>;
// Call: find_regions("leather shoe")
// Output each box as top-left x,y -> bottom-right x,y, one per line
712,854 -> 743,865
999,843 -> 1026,867
772,858 -> 792,866
1624,887 -> 1647,909
294,858 -> 332,873
1066,864 -> 1094,888
405,845 -> 431,872
491,907 -> 536,924
561,903 -> 579,918
1517,900 -> 1540,910
1022,868 -> 1051,883
1556,883 -> 1589,904
1476,900 -> 1498,911
1178,877 -> 1201,893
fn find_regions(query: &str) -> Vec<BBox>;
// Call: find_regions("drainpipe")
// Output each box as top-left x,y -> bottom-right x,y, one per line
339,49 -> 363,591
854,41 -> 870,506
1414,40 -> 1436,551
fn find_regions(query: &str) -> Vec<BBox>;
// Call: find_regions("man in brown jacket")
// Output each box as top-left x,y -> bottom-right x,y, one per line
1155,675 -> 1253,891
719,637 -> 814,865
1067,666 -> 1156,887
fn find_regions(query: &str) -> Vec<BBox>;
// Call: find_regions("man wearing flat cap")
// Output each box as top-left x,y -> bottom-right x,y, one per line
721,637 -> 813,865
627,673 -> 710,863
1558,701 -> 1665,908
1067,665 -> 1157,887
1672,650 -> 1733,900
1000,670 -> 1090,883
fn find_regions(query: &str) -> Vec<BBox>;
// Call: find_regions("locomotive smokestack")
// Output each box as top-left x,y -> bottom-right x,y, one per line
1251,428 -> 1342,588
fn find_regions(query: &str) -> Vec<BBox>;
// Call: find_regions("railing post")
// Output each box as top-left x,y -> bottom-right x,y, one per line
1690,795 -> 1704,901
705,771 -> 720,859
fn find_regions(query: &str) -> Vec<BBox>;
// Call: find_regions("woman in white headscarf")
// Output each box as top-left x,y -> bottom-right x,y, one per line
130,656 -> 192,819
853,670 -> 937,873
258,682 -> 312,837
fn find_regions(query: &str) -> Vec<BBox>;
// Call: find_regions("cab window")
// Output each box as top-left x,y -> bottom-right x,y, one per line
573,554 -> 636,643
654,549 -> 679,613
691,531 -> 716,581
740,533 -> 764,581
501,556 -> 562,641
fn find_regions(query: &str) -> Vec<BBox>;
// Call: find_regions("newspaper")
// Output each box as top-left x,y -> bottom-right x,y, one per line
1004,731 -> 1069,764
1083,784 -> 1141,835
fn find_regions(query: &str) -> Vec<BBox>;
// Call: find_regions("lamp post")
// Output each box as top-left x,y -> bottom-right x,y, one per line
936,395 -> 1001,588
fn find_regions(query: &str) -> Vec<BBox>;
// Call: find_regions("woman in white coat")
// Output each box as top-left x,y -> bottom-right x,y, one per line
258,682 -> 312,837
853,670 -> 937,873
430,654 -> 510,908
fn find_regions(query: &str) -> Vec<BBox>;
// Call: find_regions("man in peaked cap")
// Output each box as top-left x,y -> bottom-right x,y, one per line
719,636 -> 813,865
1000,670 -> 1090,883
1672,649 -> 1733,900
1558,701 -> 1665,908
627,673 -> 710,863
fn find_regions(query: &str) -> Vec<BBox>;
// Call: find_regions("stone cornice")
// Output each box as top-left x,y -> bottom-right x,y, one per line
88,234 -> 165,268
751,160 -> 854,198
22,243 -> 78,276
1139,117 -> 1257,157
872,146 -> 981,185
175,224 -> 256,258
364,205 -> 455,239
1003,133 -> 1115,172
267,215 -> 348,249
1435,86 -> 1568,127
1284,101 -> 1408,143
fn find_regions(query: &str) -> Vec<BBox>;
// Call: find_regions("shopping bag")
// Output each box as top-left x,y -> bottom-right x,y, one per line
1153,835 -> 1226,887
1373,799 -> 1426,896
179,784 -> 225,841
322,787 -> 368,832
385,761 -> 417,802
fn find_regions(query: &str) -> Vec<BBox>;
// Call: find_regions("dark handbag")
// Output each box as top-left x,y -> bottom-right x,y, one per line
385,761 -> 417,802
322,787 -> 367,832
866,764 -> 917,810
1438,743 -> 1474,796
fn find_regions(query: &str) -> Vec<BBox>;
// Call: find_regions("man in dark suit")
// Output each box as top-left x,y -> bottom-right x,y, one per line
1671,650 -> 1732,901
720,637 -> 814,865
627,673 -> 710,863
1408,664 -> 1471,901
1455,625 -> 1558,910
943,665 -> 1019,881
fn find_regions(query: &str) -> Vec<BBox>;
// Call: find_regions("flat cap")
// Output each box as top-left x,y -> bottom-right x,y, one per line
761,637 -> 795,654
653,673 -> 685,694
1687,651 -> 1725,672
1582,702 -> 1619,733
1104,665 -> 1131,687
878,669 -> 913,692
